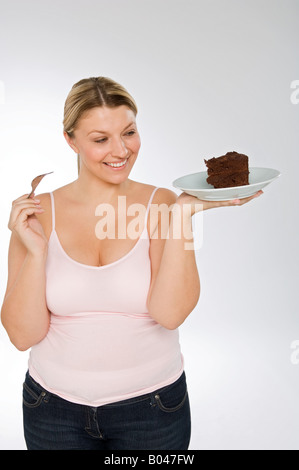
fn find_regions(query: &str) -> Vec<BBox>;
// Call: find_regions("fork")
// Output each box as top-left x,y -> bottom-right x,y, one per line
27,171 -> 54,198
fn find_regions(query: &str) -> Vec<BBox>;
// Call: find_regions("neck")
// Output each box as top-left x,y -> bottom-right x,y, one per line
71,166 -> 132,204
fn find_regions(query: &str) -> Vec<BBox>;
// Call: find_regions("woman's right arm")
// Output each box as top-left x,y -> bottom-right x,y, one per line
1,194 -> 51,351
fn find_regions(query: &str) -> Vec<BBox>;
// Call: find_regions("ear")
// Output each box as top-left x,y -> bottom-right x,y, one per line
63,131 -> 79,154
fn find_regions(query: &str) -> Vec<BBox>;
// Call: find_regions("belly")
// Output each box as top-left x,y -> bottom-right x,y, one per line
28,312 -> 183,406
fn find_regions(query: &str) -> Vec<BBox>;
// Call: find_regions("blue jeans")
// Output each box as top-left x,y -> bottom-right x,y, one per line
23,371 -> 191,450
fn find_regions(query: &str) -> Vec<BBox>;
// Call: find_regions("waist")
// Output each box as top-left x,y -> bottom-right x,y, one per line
28,312 -> 183,406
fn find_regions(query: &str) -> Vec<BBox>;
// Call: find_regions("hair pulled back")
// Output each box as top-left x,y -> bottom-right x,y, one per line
63,77 -> 138,174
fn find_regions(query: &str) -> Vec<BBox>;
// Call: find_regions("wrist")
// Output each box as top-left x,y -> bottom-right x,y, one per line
26,247 -> 48,263
174,196 -> 204,216
171,202 -> 193,221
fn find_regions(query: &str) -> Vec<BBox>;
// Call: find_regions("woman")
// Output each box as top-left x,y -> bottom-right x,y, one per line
1,77 -> 262,450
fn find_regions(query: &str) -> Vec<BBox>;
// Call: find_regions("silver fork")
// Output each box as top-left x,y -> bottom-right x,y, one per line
27,171 -> 54,198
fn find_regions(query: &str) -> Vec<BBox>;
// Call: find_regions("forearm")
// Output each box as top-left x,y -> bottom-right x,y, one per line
148,206 -> 200,329
1,251 -> 50,350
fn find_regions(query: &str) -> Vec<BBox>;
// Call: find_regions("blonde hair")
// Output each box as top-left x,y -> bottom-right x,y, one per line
63,77 -> 138,174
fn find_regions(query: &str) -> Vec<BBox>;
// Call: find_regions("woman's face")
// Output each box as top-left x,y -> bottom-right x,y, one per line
65,105 -> 141,184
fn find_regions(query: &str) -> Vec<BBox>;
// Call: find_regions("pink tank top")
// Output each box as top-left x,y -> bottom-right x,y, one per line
28,188 -> 183,406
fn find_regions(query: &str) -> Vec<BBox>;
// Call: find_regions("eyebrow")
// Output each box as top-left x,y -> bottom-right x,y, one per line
87,122 -> 135,136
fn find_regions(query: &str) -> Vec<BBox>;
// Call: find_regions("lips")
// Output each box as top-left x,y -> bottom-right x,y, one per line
103,158 -> 128,169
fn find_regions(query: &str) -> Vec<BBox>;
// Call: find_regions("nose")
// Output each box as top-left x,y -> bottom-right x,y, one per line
110,137 -> 128,158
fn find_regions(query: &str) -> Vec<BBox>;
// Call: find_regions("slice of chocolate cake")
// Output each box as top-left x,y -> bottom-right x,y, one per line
204,151 -> 249,188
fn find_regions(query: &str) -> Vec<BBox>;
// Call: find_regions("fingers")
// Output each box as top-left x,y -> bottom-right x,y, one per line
8,194 -> 44,231
231,190 -> 263,206
13,197 -> 41,208
12,193 -> 36,204
202,190 -> 263,210
16,206 -> 43,225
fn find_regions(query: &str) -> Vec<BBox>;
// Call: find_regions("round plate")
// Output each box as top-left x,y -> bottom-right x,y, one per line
172,167 -> 281,201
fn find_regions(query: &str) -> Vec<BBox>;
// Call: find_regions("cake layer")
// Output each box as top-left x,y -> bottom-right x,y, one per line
204,151 -> 249,188
204,152 -> 248,175
206,171 -> 249,188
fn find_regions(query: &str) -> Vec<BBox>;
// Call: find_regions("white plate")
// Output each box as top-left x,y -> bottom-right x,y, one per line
172,167 -> 281,201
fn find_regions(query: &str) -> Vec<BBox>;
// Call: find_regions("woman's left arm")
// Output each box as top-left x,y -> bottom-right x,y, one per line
147,189 -> 263,329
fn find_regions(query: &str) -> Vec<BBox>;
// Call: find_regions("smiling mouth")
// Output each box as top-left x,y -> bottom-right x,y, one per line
103,158 -> 128,169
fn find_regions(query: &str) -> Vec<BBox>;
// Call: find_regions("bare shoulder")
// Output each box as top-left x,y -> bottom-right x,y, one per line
34,183 -> 73,239
152,187 -> 178,206
145,187 -> 178,239
131,180 -> 177,204
155,187 -> 178,204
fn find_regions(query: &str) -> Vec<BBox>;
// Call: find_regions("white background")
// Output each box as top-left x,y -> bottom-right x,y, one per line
0,0 -> 298,450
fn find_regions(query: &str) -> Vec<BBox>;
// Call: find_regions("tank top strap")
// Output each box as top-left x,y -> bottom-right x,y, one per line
49,191 -> 55,232
142,187 -> 159,237
144,187 -> 159,221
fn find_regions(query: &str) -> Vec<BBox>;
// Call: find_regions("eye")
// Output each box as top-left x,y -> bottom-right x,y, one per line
125,130 -> 136,136
95,138 -> 107,144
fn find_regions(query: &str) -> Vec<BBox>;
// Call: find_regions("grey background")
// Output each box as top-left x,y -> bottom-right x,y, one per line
0,0 -> 298,450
